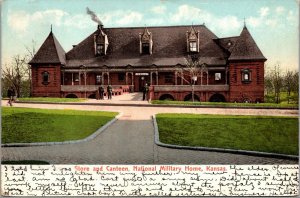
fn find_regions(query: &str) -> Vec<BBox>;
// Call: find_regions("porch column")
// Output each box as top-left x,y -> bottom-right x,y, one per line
200,71 -> 203,85
181,71 -> 183,85
126,72 -> 128,85
207,71 -> 209,85
156,71 -> 158,85
174,71 -> 177,85
72,73 -> 74,85
62,72 -> 65,85
79,71 -> 81,85
131,72 -> 134,86
107,72 -> 110,85
225,68 -> 228,85
101,73 -> 104,85
150,72 -> 153,85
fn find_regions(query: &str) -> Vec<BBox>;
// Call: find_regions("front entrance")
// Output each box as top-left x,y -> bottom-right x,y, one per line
134,73 -> 149,92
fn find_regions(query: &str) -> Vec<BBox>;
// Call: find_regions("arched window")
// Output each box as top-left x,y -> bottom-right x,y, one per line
42,71 -> 49,85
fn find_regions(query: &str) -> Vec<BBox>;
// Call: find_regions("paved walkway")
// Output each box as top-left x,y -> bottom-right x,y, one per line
1,94 -> 298,164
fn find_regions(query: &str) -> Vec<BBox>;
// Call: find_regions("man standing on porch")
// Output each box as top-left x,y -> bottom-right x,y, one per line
107,85 -> 112,100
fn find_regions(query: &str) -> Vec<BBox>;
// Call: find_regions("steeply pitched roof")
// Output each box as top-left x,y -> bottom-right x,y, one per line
29,31 -> 66,65
66,25 -> 228,67
228,26 -> 266,61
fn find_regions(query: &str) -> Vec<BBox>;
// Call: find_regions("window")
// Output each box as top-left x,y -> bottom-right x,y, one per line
96,44 -> 104,55
215,73 -> 221,81
42,71 -> 49,85
118,73 -> 125,81
96,75 -> 102,84
189,42 -> 197,52
142,43 -> 150,54
241,69 -> 251,83
74,73 -> 79,82
164,73 -> 174,83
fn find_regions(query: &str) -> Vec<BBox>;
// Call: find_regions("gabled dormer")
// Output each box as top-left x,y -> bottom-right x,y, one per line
139,27 -> 153,55
186,26 -> 200,53
94,25 -> 109,56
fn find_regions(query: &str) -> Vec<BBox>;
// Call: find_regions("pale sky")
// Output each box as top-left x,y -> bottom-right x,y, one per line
1,0 -> 299,71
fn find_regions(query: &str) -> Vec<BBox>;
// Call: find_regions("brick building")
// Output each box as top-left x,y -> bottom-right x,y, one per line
29,23 -> 266,102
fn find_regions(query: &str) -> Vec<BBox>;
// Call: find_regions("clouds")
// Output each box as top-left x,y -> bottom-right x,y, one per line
247,5 -> 297,29
151,5 -> 166,14
6,3 -> 298,35
8,9 -> 68,32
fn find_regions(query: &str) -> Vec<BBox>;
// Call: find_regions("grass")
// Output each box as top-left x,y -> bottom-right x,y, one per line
2,107 -> 117,143
156,113 -> 299,155
151,100 -> 298,108
1,160 -> 50,164
17,97 -> 86,102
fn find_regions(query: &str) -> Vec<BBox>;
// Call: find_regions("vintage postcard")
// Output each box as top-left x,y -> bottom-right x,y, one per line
1,0 -> 299,196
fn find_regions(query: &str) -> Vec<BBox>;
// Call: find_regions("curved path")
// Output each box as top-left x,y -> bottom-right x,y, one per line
1,95 -> 298,164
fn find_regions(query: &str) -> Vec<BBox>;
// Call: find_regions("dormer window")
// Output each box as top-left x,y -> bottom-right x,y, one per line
140,27 -> 153,55
187,26 -> 200,53
189,42 -> 197,52
94,27 -> 109,56
142,43 -> 150,54
96,44 -> 105,55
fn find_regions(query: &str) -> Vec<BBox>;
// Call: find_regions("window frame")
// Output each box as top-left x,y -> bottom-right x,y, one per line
118,73 -> 125,82
42,71 -> 50,85
164,73 -> 174,83
215,72 -> 222,81
96,44 -> 105,55
241,69 -> 252,83
189,41 -> 197,52
142,43 -> 150,54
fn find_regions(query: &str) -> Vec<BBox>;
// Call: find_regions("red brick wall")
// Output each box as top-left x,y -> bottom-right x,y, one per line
228,61 -> 265,102
31,65 -> 61,97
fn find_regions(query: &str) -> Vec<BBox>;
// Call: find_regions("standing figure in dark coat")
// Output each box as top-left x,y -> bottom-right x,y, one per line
142,83 -> 149,101
107,85 -> 112,100
7,86 -> 14,106
99,86 -> 104,100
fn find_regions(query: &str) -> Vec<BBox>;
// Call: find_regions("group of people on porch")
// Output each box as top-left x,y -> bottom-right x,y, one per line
96,85 -> 112,100
95,83 -> 149,101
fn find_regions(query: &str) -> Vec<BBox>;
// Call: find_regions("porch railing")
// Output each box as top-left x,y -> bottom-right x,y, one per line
153,85 -> 229,92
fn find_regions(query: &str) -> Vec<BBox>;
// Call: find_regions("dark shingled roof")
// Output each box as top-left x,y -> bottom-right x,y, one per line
66,25 -> 228,67
29,31 -> 66,65
228,26 -> 266,61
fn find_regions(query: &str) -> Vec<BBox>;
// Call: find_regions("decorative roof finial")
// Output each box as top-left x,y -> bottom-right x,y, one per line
51,24 -> 52,33
243,17 -> 246,27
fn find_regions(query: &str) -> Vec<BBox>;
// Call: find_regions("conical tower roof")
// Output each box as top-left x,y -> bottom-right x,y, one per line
29,31 -> 66,65
229,26 -> 266,61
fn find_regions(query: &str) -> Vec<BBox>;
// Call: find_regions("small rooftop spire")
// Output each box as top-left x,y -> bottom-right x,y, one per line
243,17 -> 246,27
50,24 -> 52,33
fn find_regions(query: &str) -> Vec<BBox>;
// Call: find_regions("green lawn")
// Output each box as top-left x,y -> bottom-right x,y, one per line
2,107 -> 117,143
17,97 -> 86,102
156,114 -> 299,155
151,100 -> 298,108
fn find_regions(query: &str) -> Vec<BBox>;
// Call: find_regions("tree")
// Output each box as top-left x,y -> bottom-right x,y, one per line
176,55 -> 207,102
24,40 -> 37,96
284,70 -> 294,104
2,55 -> 28,97
264,65 -> 274,95
270,64 -> 283,104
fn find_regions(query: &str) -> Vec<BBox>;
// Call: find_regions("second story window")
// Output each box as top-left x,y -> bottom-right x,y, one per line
42,71 -> 49,85
96,44 -> 104,55
189,42 -> 197,52
142,43 -> 150,54
241,69 -> 251,83
215,73 -> 221,81
165,73 -> 174,83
